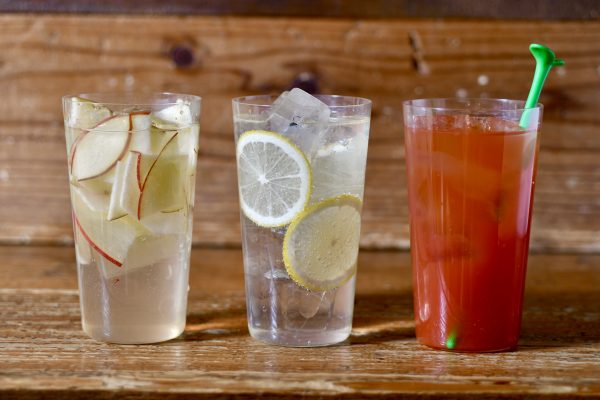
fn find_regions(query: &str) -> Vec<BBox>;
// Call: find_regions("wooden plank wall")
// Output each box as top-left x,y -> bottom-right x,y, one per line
0,15 -> 599,252
2,0 -> 599,20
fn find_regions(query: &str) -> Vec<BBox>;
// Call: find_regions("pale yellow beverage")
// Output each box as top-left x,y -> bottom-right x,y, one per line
63,93 -> 200,344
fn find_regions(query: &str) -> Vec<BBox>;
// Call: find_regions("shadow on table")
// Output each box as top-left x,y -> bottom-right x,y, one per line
180,306 -> 249,341
179,291 -> 417,344
519,289 -> 600,350
350,291 -> 415,345
175,287 -> 600,348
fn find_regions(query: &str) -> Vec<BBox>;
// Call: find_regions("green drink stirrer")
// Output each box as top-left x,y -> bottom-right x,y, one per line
519,43 -> 565,129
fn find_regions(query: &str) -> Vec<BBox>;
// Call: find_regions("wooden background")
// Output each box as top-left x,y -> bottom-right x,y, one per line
0,13 -> 599,251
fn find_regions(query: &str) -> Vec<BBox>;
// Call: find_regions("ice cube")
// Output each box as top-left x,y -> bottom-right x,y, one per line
279,286 -> 335,326
263,227 -> 289,280
268,88 -> 330,157
273,278 -> 298,323
264,268 -> 290,280
152,99 -> 193,129
270,90 -> 289,110
310,133 -> 368,202
67,97 -> 112,130
241,225 -> 268,272
297,290 -> 333,319
241,221 -> 287,277
246,272 -> 272,327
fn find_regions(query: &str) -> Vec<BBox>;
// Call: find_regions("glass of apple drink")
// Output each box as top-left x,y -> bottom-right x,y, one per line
62,93 -> 200,344
233,89 -> 371,346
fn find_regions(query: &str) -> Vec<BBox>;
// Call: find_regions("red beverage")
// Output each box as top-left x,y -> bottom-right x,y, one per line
404,100 -> 541,352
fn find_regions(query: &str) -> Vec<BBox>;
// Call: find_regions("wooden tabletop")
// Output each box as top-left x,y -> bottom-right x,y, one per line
1,246 -> 599,399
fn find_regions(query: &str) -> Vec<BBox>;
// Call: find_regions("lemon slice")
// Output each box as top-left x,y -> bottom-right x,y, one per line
283,195 -> 362,291
236,130 -> 312,227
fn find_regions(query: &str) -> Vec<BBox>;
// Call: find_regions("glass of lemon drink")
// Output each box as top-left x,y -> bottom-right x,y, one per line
62,93 -> 200,344
233,89 -> 371,346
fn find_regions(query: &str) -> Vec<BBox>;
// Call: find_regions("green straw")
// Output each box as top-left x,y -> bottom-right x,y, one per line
519,44 -> 565,128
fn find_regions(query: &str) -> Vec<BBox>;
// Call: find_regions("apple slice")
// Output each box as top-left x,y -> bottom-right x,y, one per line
71,115 -> 132,181
129,112 -> 153,153
183,125 -> 200,206
70,185 -> 109,213
108,149 -> 146,221
166,125 -> 198,177
119,151 -> 143,217
138,133 -> 185,217
184,172 -> 196,215
73,219 -> 92,265
151,99 -> 193,129
96,233 -> 181,280
138,211 -> 188,236
131,128 -> 179,183
72,168 -> 116,202
71,185 -> 147,268
107,161 -> 128,221
68,131 -> 84,173
137,134 -> 189,233
131,111 -> 152,130
67,97 -> 112,130
66,98 -> 112,163
124,234 -> 180,270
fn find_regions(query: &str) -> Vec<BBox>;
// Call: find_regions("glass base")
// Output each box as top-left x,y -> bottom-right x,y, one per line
249,326 -> 351,347
82,321 -> 185,344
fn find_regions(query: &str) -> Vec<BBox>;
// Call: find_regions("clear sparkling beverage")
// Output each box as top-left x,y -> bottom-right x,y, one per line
233,91 -> 371,346
63,93 -> 200,344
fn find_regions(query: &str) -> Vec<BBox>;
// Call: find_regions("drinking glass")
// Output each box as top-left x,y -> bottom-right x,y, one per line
403,98 -> 542,352
233,91 -> 371,346
63,93 -> 200,344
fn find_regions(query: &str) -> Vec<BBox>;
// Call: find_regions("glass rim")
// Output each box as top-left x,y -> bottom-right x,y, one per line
403,98 -> 543,112
62,92 -> 201,107
232,94 -> 372,109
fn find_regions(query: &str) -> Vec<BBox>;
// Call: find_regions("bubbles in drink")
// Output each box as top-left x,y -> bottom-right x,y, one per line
234,89 -> 369,346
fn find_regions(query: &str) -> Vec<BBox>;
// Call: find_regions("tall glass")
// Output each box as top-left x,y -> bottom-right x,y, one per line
62,93 -> 200,344
233,92 -> 371,346
403,98 -> 542,352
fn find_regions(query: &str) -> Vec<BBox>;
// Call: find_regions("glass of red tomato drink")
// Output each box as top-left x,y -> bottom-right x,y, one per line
403,98 -> 542,352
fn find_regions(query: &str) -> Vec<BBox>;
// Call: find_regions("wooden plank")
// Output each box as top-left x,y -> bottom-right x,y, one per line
0,246 -> 598,398
1,0 -> 599,20
1,15 -> 600,251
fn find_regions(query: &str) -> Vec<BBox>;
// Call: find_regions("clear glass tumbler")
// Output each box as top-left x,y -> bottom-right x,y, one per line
403,98 -> 542,352
233,91 -> 371,346
63,93 -> 200,344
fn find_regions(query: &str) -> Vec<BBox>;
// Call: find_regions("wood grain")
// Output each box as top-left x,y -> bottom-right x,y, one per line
0,246 -> 599,399
1,15 -> 600,251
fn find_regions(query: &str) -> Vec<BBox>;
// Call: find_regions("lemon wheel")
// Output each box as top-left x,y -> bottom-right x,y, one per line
283,195 -> 362,291
236,130 -> 312,227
